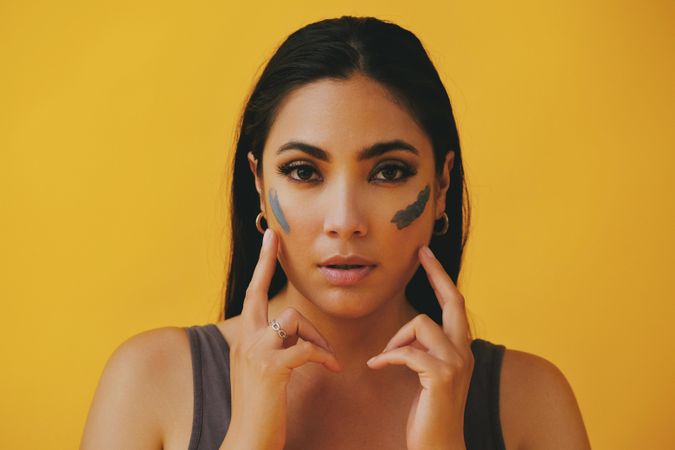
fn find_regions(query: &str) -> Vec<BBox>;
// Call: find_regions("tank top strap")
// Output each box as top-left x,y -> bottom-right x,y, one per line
464,338 -> 507,450
184,324 -> 231,450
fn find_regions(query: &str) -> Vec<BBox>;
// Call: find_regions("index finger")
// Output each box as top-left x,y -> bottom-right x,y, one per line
418,245 -> 471,346
241,228 -> 278,329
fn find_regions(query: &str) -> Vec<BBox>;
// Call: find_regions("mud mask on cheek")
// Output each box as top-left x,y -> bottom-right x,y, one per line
268,188 -> 290,234
390,184 -> 430,229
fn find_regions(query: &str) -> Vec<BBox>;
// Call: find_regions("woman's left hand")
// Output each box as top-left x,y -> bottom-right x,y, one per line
366,245 -> 474,450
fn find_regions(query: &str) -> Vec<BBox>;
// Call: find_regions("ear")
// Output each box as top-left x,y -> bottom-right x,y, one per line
247,151 -> 266,214
434,151 -> 455,217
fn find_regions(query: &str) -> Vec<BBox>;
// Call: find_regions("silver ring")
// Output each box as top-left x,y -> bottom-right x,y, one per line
268,319 -> 288,341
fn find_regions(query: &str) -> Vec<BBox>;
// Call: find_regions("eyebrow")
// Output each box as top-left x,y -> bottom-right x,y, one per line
275,139 -> 420,162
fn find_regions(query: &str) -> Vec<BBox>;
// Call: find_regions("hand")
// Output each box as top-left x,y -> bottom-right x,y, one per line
224,228 -> 341,450
366,245 -> 474,450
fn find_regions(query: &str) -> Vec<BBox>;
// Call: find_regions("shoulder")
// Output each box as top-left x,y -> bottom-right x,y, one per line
116,326 -> 191,362
499,348 -> 592,450
80,326 -> 191,450
105,326 -> 192,385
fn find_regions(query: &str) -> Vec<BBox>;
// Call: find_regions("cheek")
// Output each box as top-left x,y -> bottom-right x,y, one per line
384,184 -> 434,270
390,184 -> 431,230
268,188 -> 290,234
269,191 -> 316,265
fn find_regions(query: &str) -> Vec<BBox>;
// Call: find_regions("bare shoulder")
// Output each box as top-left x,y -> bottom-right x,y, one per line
80,326 -> 192,450
499,348 -> 592,450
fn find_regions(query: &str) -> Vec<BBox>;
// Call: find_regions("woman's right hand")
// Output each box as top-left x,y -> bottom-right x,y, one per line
222,228 -> 342,450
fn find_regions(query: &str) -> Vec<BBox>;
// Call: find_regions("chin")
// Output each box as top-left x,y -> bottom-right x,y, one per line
303,284 -> 390,319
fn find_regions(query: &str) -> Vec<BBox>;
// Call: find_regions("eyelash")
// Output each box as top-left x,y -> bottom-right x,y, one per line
275,160 -> 417,184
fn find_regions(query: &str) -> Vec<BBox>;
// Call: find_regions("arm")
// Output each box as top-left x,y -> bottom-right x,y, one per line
501,349 -> 592,450
79,328 -> 177,450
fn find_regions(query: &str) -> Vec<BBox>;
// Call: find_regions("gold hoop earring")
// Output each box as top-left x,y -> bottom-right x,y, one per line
255,212 -> 267,235
433,212 -> 449,236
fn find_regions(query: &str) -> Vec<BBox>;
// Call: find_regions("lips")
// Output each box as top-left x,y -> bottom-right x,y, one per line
323,264 -> 368,269
318,265 -> 375,286
318,255 -> 377,267
317,254 -> 377,286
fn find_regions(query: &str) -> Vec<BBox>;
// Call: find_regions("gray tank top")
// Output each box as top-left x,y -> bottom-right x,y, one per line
184,323 -> 506,450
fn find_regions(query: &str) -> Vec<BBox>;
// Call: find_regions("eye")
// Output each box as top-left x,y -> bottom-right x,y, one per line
276,161 -> 321,183
371,162 -> 416,183
275,160 -> 417,184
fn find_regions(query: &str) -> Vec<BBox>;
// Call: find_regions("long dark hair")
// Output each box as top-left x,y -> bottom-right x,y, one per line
220,16 -> 473,335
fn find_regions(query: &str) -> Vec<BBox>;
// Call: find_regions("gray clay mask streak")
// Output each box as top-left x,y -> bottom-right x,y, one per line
390,184 -> 430,229
268,188 -> 290,234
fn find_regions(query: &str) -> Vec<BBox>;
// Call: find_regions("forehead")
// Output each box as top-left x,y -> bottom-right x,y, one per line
265,74 -> 432,159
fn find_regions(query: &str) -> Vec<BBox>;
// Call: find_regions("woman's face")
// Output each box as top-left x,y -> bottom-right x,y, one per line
248,73 -> 454,319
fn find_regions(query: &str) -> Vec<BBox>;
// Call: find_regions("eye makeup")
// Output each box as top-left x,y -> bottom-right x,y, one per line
390,184 -> 430,229
268,188 -> 290,234
275,160 -> 417,184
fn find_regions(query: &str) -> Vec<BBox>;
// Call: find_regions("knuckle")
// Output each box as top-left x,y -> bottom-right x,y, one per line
299,340 -> 314,353
281,307 -> 299,320
400,346 -> 414,356
414,314 -> 432,327
413,313 -> 427,325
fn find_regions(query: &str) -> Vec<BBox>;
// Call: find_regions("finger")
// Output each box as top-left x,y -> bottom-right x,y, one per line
381,314 -> 455,361
279,340 -> 342,372
264,307 -> 336,355
417,246 -> 460,308
241,228 -> 278,329
418,246 -> 471,347
366,346 -> 444,376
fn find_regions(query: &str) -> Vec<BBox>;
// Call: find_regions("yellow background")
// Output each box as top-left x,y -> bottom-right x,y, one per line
2,1 -> 674,449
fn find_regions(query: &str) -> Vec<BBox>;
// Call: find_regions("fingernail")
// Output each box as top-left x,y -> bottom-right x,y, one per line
422,246 -> 434,259
367,356 -> 378,365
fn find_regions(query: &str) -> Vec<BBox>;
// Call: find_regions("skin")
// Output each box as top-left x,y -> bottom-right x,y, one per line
247,72 -> 454,380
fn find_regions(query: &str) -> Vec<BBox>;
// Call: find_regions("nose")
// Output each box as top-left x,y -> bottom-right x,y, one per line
322,177 -> 368,239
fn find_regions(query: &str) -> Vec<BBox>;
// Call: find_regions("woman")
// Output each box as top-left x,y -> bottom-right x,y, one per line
80,16 -> 591,450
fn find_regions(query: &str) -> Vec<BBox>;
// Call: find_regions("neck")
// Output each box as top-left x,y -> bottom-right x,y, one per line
266,282 -> 420,382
